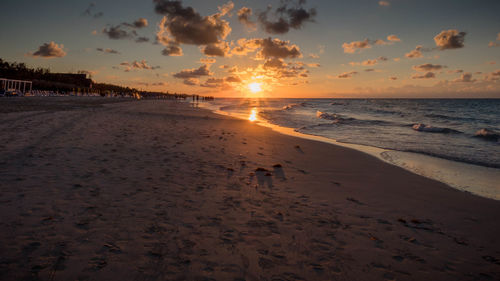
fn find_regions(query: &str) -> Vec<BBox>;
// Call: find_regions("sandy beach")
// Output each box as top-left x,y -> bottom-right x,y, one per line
0,97 -> 499,281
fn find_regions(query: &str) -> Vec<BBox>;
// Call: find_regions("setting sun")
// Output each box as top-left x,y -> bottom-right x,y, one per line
248,82 -> 262,93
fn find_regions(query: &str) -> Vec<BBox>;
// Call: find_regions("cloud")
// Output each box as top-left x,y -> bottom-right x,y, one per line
202,42 -> 230,57
307,63 -> 321,68
488,32 -> 500,47
120,60 -> 160,71
263,57 -> 285,69
232,37 -> 301,59
405,45 -> 424,58
225,76 -> 242,83
412,63 -> 445,71
200,78 -> 227,88
447,69 -> 463,74
365,69 -> 376,72
29,42 -> 66,58
412,72 -> 435,79
154,0 -> 231,46
336,71 -> 358,79
218,1 -> 234,16
389,76 -> 398,80
200,58 -> 216,64
257,37 -> 301,59
124,18 -> 148,28
342,36 -> 399,53
350,56 -> 388,66
484,70 -> 500,81
83,3 -> 103,18
161,44 -> 183,56
453,73 -> 476,83
96,48 -> 120,54
362,59 -> 378,66
342,39 -> 371,53
103,25 -> 136,39
379,1 -> 390,7
173,64 -> 212,79
183,78 -> 199,86
258,0 -> 317,34
387,35 -> 400,42
434,29 -> 466,50
230,38 -> 261,56
237,7 -> 256,29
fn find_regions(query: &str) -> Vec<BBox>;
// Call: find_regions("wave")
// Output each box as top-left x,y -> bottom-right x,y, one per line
474,128 -> 499,142
316,111 -> 354,123
412,123 -> 461,134
282,102 -> 309,110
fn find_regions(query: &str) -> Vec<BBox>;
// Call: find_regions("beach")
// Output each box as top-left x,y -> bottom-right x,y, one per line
1,97 -> 499,280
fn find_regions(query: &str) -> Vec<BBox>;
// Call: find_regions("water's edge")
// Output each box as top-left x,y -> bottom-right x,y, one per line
207,106 -> 500,201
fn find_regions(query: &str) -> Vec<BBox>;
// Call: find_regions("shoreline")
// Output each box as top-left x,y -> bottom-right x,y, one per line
1,98 -> 499,280
203,103 -> 500,201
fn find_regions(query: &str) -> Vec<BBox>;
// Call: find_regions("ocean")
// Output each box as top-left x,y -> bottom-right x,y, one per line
199,98 -> 500,200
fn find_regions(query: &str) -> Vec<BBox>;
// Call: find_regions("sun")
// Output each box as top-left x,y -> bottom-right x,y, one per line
248,82 -> 262,93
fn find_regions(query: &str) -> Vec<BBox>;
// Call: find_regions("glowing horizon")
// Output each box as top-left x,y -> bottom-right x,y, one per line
0,0 -> 499,98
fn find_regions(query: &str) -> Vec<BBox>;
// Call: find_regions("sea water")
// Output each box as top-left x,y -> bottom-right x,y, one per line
200,98 -> 500,200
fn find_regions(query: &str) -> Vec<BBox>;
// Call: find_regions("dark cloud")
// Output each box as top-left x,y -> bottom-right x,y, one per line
120,60 -> 160,72
30,42 -> 66,58
173,64 -> 212,79
131,18 -> 148,28
257,37 -> 301,59
154,0 -> 231,46
183,78 -> 199,86
263,57 -> 285,69
342,36 -> 400,53
237,7 -> 256,29
453,73 -> 476,83
258,0 -> 317,34
365,68 -> 376,72
202,42 -> 230,57
389,76 -> 398,80
411,72 -> 435,79
123,18 -> 148,28
434,30 -> 466,50
200,78 -> 226,88
96,48 -> 120,54
225,76 -> 242,83
336,71 -> 358,79
230,37 -> 301,59
161,44 -> 183,56
83,3 -> 103,18
135,37 -> 150,43
413,63 -> 446,72
103,25 -> 137,40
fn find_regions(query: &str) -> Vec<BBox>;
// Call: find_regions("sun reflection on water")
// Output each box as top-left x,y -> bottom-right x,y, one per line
249,108 -> 258,122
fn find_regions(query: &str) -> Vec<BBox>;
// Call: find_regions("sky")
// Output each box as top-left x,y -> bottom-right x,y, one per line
0,0 -> 499,98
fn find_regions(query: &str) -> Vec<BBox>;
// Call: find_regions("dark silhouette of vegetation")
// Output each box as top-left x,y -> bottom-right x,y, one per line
0,58 -> 214,100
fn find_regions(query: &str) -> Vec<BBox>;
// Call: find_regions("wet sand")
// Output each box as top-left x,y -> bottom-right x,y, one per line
0,98 -> 499,280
